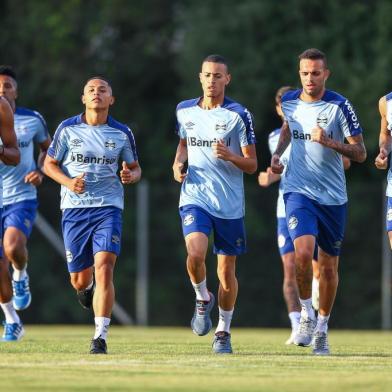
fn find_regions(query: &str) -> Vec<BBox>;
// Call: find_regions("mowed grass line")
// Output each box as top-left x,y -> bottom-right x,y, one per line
0,326 -> 391,392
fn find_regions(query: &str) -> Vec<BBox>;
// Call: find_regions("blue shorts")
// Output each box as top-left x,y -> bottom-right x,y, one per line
277,217 -> 318,260
277,217 -> 295,256
179,204 -> 246,255
2,199 -> 38,238
284,192 -> 347,257
386,197 -> 392,232
62,206 -> 122,273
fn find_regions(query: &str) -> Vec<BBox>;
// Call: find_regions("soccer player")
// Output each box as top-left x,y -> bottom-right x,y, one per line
44,77 -> 141,354
0,66 -> 51,315
0,95 -> 21,340
173,54 -> 257,354
271,48 -> 366,355
258,86 -> 302,345
375,92 -> 392,247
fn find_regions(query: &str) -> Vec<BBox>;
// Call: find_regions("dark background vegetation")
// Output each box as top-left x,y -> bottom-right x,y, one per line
0,0 -> 388,328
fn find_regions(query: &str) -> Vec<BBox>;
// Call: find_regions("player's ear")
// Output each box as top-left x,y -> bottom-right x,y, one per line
110,96 -> 115,106
199,72 -> 203,84
324,69 -> 330,81
225,73 -> 231,86
81,94 -> 86,104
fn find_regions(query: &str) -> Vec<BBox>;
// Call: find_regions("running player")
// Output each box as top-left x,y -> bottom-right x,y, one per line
375,92 -> 392,247
173,54 -> 257,354
0,94 -> 21,341
271,48 -> 366,355
0,66 -> 51,313
44,77 -> 141,354
258,86 -> 301,344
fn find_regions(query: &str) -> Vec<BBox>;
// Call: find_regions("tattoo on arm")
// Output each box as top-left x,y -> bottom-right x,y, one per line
327,138 -> 367,162
273,122 -> 291,157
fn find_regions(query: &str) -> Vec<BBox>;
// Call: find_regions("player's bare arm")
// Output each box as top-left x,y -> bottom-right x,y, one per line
271,121 -> 291,174
258,167 -> 281,187
172,138 -> 188,183
25,138 -> 52,186
212,141 -> 257,174
311,125 -> 366,163
375,96 -> 391,170
120,161 -> 141,184
0,96 -> 19,166
43,155 -> 85,193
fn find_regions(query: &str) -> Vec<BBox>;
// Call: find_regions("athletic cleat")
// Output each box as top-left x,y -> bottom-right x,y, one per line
2,322 -> 25,341
212,331 -> 233,354
12,276 -> 32,310
191,293 -> 215,336
77,279 -> 95,309
312,331 -> 330,355
191,292 -> 215,336
312,278 -> 320,311
293,316 -> 316,347
90,337 -> 107,354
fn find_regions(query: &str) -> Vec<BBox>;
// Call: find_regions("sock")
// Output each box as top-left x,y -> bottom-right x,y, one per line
191,278 -> 210,301
94,316 -> 111,340
13,265 -> 27,281
215,307 -> 234,334
299,298 -> 315,320
316,314 -> 330,333
0,300 -> 21,324
289,311 -> 301,331
312,277 -> 319,294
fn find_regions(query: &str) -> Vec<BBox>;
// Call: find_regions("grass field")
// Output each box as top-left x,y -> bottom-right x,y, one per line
0,326 -> 392,391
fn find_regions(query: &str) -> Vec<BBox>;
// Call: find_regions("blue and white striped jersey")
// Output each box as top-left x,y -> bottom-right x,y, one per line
176,96 -> 256,219
0,107 -> 49,206
281,89 -> 362,205
48,114 -> 137,210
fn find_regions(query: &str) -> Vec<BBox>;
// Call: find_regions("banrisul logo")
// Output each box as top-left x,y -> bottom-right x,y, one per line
187,137 -> 231,147
71,153 -> 116,165
293,130 -> 333,140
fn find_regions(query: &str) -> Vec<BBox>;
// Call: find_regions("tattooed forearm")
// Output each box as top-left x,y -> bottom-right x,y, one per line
326,139 -> 367,163
273,122 -> 291,157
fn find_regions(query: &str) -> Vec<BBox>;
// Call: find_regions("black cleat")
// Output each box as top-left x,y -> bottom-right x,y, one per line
90,337 -> 107,354
77,279 -> 95,309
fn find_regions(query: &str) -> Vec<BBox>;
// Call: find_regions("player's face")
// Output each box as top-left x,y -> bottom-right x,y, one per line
82,79 -> 114,110
299,59 -> 329,98
0,75 -> 17,106
199,62 -> 231,99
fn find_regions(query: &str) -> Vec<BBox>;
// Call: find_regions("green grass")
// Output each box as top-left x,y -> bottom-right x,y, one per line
1,326 -> 392,391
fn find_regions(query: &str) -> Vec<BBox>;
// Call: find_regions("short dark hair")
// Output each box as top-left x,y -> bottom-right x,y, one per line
0,65 -> 17,82
201,54 -> 229,72
298,48 -> 328,68
275,86 -> 295,105
85,75 -> 112,87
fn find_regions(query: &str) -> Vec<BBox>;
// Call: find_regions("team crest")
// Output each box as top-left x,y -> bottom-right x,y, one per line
278,234 -> 286,248
288,216 -> 298,230
215,121 -> 227,133
183,214 -> 194,226
105,139 -> 116,150
66,250 -> 73,263
316,113 -> 328,128
387,208 -> 392,221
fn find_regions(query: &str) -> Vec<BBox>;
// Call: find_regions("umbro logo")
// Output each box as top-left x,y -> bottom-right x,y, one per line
185,121 -> 195,129
70,138 -> 83,147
